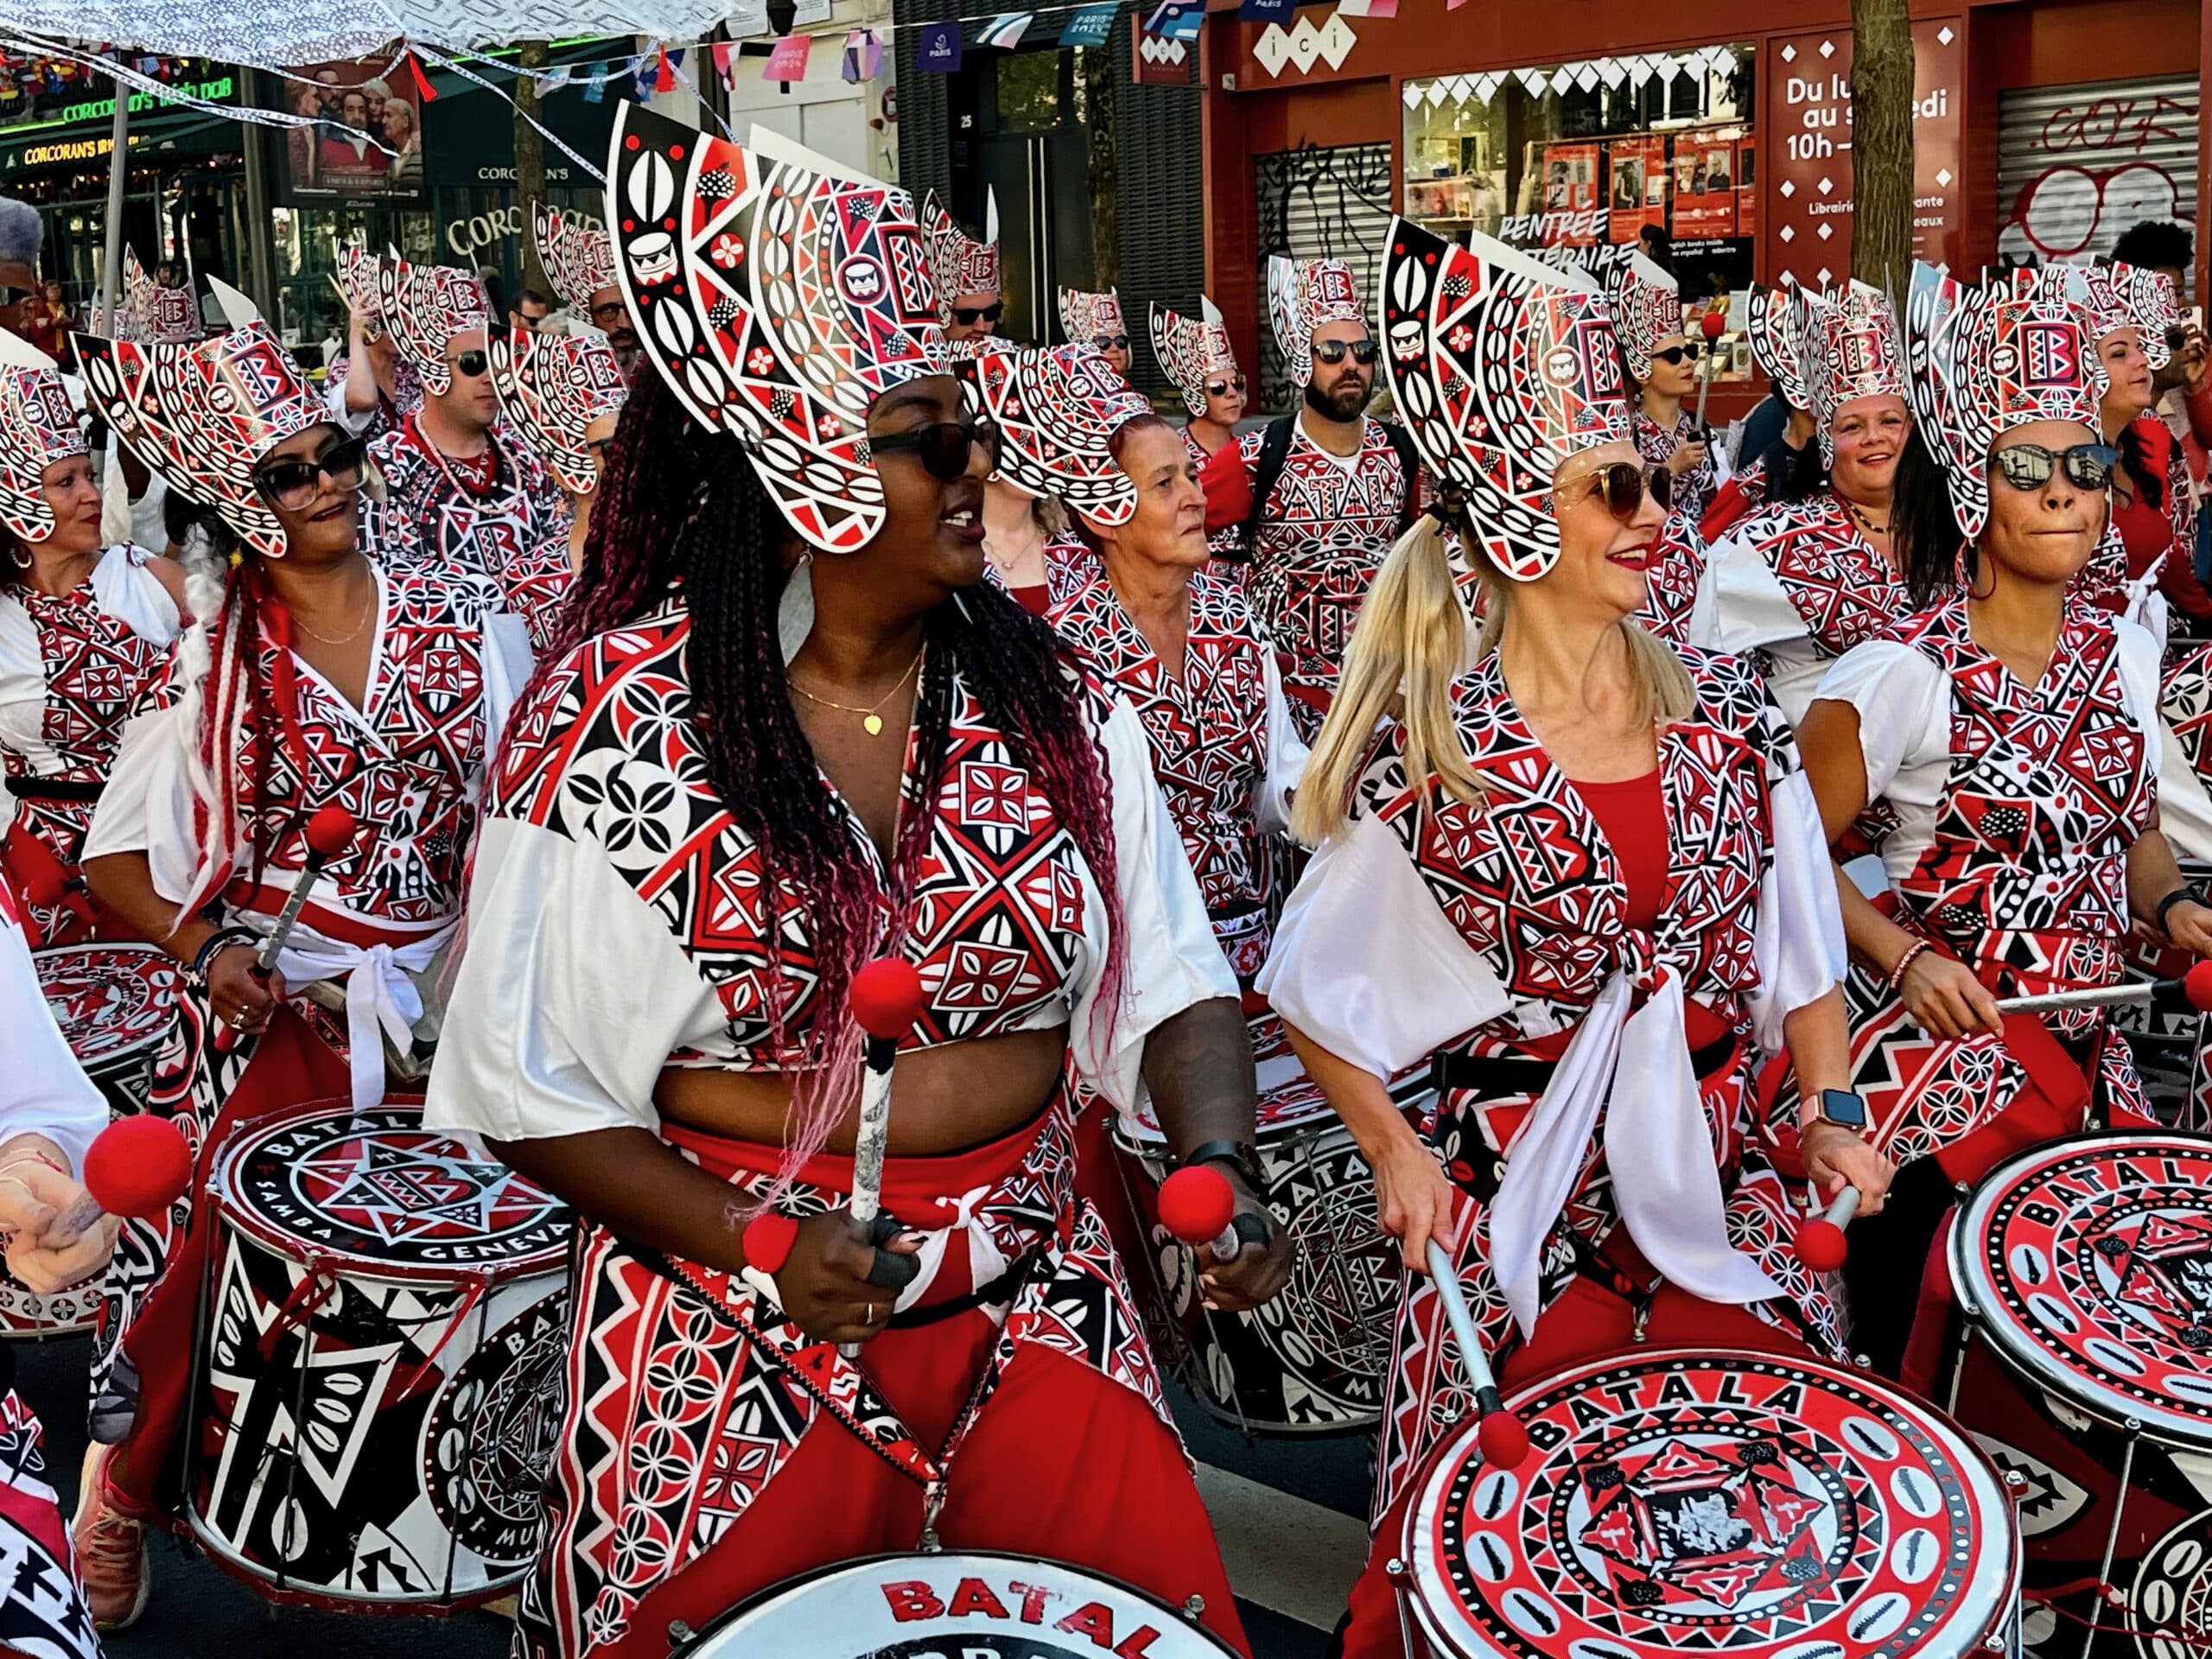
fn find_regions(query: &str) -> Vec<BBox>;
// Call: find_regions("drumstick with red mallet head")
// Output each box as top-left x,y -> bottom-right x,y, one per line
1794,1184 -> 1861,1273
1694,307 -> 1728,434
44,1116 -> 194,1247
1988,960 -> 2212,1017
212,805 -> 359,1052
836,957 -> 929,1355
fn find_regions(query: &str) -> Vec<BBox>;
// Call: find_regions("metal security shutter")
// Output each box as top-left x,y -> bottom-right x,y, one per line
893,0 -> 956,202
1996,74 -> 2199,270
1114,10 -> 1205,404
1254,141 -> 1393,412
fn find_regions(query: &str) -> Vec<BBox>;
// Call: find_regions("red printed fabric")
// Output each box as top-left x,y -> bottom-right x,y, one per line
493,593 -> 1103,1065
3,563 -> 169,944
1737,490 -> 1914,654
2075,517 -> 2131,613
1180,423 -> 1248,566
1633,407 -> 1715,528
513,1101 -> 1176,1659
499,533 -> 575,653
1048,563 -> 1280,976
1699,454 -> 1768,543
362,414 -> 570,593
0,1388 -> 99,1659
1777,593 -> 2155,1164
1233,421 -> 1410,698
1634,509 -> 1708,647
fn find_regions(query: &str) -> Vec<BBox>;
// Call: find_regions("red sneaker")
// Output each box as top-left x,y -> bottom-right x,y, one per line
70,1446 -> 149,1630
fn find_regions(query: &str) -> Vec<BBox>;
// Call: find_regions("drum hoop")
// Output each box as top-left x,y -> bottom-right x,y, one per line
178,1505 -> 526,1615
1113,1067 -> 1433,1155
1949,1128 -> 2212,1450
29,941 -> 175,1065
671,1548 -> 1242,1656
1400,1346 -> 2022,1658
206,1094 -> 571,1286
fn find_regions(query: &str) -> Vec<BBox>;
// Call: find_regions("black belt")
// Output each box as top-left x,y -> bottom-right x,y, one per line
5,775 -> 103,804
1429,1030 -> 1740,1100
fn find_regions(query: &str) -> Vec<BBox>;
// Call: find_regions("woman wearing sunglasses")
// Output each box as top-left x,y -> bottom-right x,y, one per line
1783,262 -> 2208,1383
0,346 -> 182,947
1689,282 -> 1920,727
1262,225 -> 1877,1659
1612,250 -> 1716,527
424,118 -> 1283,1659
67,318 -> 531,1626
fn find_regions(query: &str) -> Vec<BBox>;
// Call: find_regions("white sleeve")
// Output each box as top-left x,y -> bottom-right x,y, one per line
2113,618 -> 2166,784
423,818 -> 723,1142
480,612 -> 536,779
1256,810 -> 1510,1080
1694,528 -> 1811,654
89,544 -> 180,645
1809,640 -> 1948,807
1069,697 -> 1239,1118
1257,648 -> 1309,838
80,699 -> 195,896
324,369 -> 373,435
0,915 -> 105,1175
1748,769 -> 1850,1053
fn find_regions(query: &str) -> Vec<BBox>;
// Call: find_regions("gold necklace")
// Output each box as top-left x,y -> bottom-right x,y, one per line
788,648 -> 923,736
291,582 -> 378,647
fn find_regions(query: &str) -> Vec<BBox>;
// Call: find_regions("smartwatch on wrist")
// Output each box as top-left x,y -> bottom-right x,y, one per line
1181,1138 -> 1264,1194
1801,1088 -> 1870,1134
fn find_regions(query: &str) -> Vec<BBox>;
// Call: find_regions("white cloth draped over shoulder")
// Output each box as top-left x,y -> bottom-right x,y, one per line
0,898 -> 107,1175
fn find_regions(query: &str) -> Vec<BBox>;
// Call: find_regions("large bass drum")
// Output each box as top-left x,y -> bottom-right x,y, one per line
673,1552 -> 1241,1656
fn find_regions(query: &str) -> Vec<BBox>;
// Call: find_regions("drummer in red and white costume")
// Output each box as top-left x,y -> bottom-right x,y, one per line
1698,274 -> 1820,543
1787,261 -> 2210,1381
1689,281 -> 1917,725
358,252 -> 570,585
0,345 -> 181,946
0,881 -> 121,1658
922,189 -> 1003,346
2077,259 -> 2190,632
66,315 -> 529,1626
1611,251 -> 1717,642
1057,283 -> 1131,380
425,118 -> 1287,1659
1259,222 -> 1887,1659
533,203 -> 642,379
486,322 -> 627,649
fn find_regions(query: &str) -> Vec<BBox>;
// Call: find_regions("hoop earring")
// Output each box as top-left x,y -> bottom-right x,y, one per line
9,544 -> 29,571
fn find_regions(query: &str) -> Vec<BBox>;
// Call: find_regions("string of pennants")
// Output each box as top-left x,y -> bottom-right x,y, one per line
1404,44 -> 1744,105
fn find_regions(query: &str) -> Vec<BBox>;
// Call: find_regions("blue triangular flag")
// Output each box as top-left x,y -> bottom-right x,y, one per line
582,60 -> 607,103
1145,1 -> 1204,40
1238,0 -> 1292,17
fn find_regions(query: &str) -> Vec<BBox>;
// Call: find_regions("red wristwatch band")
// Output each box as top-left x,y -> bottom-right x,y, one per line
742,1211 -> 799,1275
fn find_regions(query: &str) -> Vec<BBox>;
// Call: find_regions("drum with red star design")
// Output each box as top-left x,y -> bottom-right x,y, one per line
31,942 -> 174,1116
188,1096 -> 572,1611
1398,1351 -> 2021,1659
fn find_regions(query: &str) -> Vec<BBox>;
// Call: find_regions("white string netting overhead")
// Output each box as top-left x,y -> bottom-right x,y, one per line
5,0 -> 739,67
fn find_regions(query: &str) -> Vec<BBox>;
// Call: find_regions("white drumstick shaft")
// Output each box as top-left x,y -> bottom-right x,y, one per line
848,1054 -> 894,1227
254,849 -> 331,976
1993,981 -> 2156,1014
1823,1185 -> 1861,1228
1425,1236 -> 1499,1395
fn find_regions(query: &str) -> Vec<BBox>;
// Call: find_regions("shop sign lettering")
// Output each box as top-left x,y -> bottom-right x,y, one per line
446,202 -> 602,260
59,77 -> 233,124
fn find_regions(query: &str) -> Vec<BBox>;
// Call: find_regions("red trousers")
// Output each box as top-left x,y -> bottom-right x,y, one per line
1338,1271 -> 1807,1659
601,1307 -> 1249,1658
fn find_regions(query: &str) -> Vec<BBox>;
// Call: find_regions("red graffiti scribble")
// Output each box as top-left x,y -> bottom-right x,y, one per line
2035,94 -> 2194,156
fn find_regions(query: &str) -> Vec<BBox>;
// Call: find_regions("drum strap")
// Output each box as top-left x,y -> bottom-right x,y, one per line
887,1250 -> 1042,1331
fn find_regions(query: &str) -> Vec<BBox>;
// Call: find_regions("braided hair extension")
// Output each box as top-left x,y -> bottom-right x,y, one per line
544,372 -> 1127,1173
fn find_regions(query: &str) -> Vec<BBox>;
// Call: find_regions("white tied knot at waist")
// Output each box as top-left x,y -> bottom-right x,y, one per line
1485,950 -> 1783,1339
278,931 -> 442,1112
893,1180 -> 1021,1321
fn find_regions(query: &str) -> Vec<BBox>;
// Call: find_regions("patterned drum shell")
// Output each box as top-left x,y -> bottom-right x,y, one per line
1399,1350 -> 2021,1659
1114,1053 -> 1429,1435
676,1551 -> 1240,1656
2104,861 -> 2212,1128
187,1097 -> 572,1611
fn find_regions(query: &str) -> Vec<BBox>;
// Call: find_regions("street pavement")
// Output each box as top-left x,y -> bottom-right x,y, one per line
16,1338 -> 1373,1658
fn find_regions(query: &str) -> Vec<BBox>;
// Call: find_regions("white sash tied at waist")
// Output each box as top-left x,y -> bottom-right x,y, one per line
278,928 -> 443,1111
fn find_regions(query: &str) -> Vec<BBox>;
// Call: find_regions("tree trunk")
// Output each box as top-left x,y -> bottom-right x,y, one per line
1848,0 -> 1914,292
516,41 -> 550,297
1083,45 -> 1119,294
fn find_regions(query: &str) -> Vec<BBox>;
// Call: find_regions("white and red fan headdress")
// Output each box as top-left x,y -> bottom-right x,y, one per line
1149,297 -> 1238,416
1606,251 -> 1682,385
2078,259 -> 2179,383
1058,286 -> 1127,347
1745,276 -> 1811,413
489,327 -> 628,496
0,332 -> 88,545
923,189 -> 1001,308
533,203 -> 619,314
1380,218 -> 1631,582
375,252 -> 492,396
1267,255 -> 1363,387
605,106 -> 947,556
1802,280 -> 1910,463
954,342 -> 1154,525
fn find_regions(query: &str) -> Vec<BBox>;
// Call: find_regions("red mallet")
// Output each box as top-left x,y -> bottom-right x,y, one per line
841,957 -> 929,1355
1794,1185 -> 1861,1273
1424,1236 -> 1529,1470
251,805 -> 359,980
1993,960 -> 2212,1018
1700,308 -> 1728,340
51,1116 -> 193,1243
850,957 -> 925,1043
1160,1161 -> 1274,1262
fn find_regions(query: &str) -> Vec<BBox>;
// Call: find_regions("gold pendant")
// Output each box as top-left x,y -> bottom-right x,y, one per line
864,714 -> 884,735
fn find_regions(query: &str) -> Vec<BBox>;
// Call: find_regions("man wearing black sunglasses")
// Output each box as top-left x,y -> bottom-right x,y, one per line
923,189 -> 1005,346
360,256 -> 569,592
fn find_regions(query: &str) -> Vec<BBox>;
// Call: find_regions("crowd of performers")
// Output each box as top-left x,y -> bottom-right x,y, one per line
3,99 -> 2212,1659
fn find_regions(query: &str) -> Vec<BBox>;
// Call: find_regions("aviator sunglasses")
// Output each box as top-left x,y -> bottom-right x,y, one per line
1991,442 -> 2119,493
252,435 -> 369,511
1205,374 -> 1248,397
870,418 -> 1003,482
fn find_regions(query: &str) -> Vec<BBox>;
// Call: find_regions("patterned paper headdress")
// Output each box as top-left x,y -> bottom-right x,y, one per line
0,337 -> 88,544
1607,251 -> 1682,384
1267,255 -> 1363,387
533,202 -> 619,314
86,249 -> 161,343
923,188 -> 1001,308
333,242 -> 382,322
1149,297 -> 1238,417
1381,218 -> 1631,582
606,106 -> 946,556
954,343 -> 1154,526
1745,276 -> 1811,413
1905,261 -> 2098,541
1058,286 -> 1127,347
73,323 -> 327,563
148,278 -> 200,345
375,252 -> 492,395
1802,280 -> 1910,464
490,327 -> 628,496
2078,259 -> 2178,383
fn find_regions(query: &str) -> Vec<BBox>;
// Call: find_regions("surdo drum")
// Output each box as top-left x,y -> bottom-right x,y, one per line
1114,1059 -> 1430,1434
674,1552 -> 1240,1657
9,943 -> 176,1339
186,1096 -> 572,1610
1395,1351 -> 2022,1659
1948,1133 -> 2212,1656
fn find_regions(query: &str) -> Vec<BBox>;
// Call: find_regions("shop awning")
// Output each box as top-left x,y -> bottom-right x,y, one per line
0,107 -> 234,174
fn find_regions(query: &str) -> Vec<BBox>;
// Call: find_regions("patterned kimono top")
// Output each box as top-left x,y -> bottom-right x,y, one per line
0,545 -> 177,943
1691,489 -> 1915,724
1801,592 -> 2162,1157
1179,423 -> 1246,565
362,414 -> 571,592
424,590 -> 1233,1658
2155,640 -> 2212,864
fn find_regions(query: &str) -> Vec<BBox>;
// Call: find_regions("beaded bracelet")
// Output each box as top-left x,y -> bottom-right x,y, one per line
1887,939 -> 1930,991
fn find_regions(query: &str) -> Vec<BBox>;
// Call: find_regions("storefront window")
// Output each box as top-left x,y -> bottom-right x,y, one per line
1403,44 -> 1758,373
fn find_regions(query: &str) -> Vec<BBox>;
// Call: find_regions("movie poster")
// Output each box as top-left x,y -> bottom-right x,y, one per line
1607,134 -> 1667,244
1541,142 -> 1601,247
274,59 -> 428,204
1735,132 -> 1758,237
1670,135 -> 1737,238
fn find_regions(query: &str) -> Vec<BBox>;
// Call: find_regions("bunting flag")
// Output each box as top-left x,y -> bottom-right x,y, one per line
655,46 -> 679,92
764,34 -> 810,80
404,50 -> 438,102
1238,0 -> 1291,16
1145,1 -> 1205,41
543,63 -> 574,90
842,29 -> 887,81
1336,0 -> 1397,12
582,58 -> 607,101
1060,3 -> 1119,43
711,41 -> 734,86
915,20 -> 963,70
974,11 -> 1035,47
